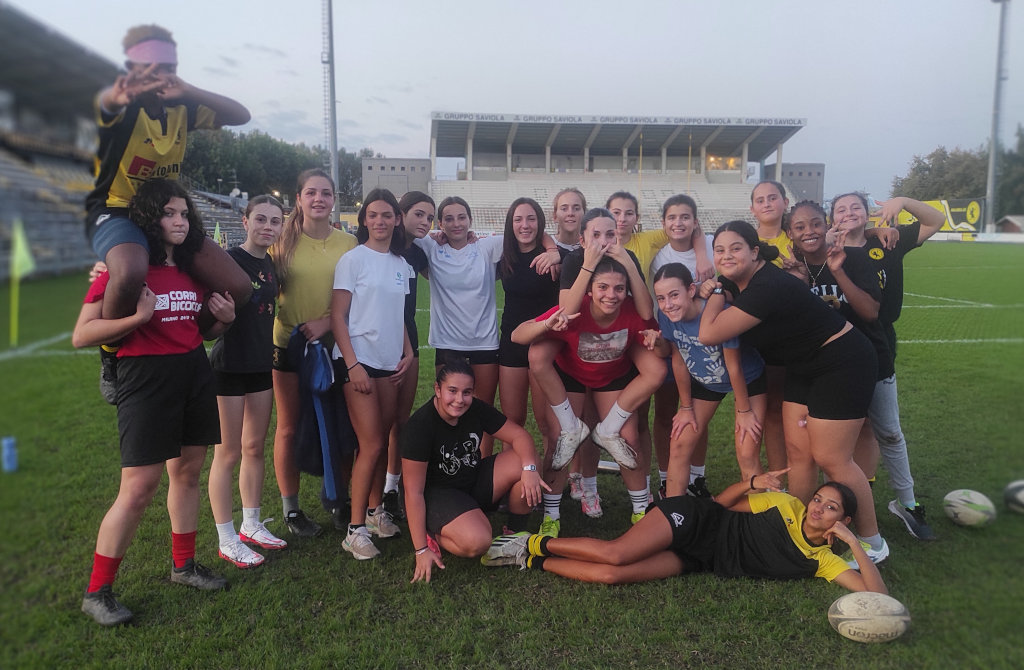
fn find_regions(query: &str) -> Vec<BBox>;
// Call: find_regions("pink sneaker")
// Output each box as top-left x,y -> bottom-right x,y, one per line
581,491 -> 603,518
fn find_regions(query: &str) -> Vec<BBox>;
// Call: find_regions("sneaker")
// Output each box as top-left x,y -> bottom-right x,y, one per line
240,519 -> 288,550
568,473 -> 584,501
426,533 -> 441,557
631,510 -> 646,525
581,491 -> 603,518
888,500 -> 937,541
365,506 -> 401,538
342,526 -> 380,560
845,538 -> 891,570
590,430 -> 638,470
218,540 -> 265,569
538,515 -> 560,538
687,476 -> 712,499
82,585 -> 133,626
99,347 -> 118,405
382,488 -> 406,521
170,559 -> 229,590
552,420 -> 589,470
481,532 -> 530,568
284,509 -> 322,537
658,483 -> 667,500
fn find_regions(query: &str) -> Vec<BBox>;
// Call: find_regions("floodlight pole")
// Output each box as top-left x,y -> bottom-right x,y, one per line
984,0 -> 1010,232
323,0 -> 340,216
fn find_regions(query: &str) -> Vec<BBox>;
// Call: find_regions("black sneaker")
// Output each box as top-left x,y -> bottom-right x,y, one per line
888,500 -> 937,541
99,347 -> 118,405
687,476 -> 712,498
170,559 -> 229,591
82,585 -> 133,626
285,509 -> 323,537
382,489 -> 406,521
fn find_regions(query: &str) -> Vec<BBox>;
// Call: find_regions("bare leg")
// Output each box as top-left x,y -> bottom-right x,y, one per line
652,381 -> 678,477
853,421 -> 880,481
347,377 -> 400,525
166,445 -> 208,534
189,237 -> 253,304
735,394 -> 768,481
272,370 -> 301,498
666,399 -> 719,497
808,416 -> 879,536
209,395 -> 244,524
94,463 -> 164,557
783,401 -> 816,502
101,243 -> 149,319
238,389 -> 274,509
762,365 -> 787,471
386,357 -> 420,481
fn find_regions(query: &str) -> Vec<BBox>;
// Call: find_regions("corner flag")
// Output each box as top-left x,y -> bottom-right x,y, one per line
9,218 -> 35,347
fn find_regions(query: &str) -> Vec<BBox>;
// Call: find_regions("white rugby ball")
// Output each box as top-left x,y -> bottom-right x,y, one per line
1004,480 -> 1024,514
828,592 -> 910,643
943,489 -> 996,526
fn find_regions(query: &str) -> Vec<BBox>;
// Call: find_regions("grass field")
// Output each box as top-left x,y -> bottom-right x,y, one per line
1,242 -> 1022,669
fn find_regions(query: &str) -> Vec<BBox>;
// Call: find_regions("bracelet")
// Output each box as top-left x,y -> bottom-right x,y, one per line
347,361 -> 361,371
581,267 -> 594,273
749,475 -> 757,491
679,405 -> 693,410
414,546 -> 429,555
736,408 -> 752,414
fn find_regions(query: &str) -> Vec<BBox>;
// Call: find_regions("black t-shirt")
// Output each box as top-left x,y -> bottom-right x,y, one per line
209,247 -> 277,373
401,397 -> 508,490
723,262 -> 846,370
807,246 -> 894,379
560,247 -> 646,290
714,507 -> 821,580
499,246 -> 566,340
401,243 -> 429,351
863,221 -> 921,326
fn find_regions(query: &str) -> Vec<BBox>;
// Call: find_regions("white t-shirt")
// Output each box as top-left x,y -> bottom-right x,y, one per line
650,234 -> 715,281
416,234 -> 504,350
332,245 -> 411,370
555,239 -> 580,252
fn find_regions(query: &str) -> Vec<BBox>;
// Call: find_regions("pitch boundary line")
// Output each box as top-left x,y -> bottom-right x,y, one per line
900,338 -> 1023,345
904,292 -> 990,306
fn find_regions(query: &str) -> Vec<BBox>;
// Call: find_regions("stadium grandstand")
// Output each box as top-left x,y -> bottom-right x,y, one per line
0,2 -> 245,279
419,112 -> 810,232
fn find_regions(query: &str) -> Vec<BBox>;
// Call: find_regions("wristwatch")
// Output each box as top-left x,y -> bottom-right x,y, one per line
712,287 -> 724,295
522,464 -> 538,472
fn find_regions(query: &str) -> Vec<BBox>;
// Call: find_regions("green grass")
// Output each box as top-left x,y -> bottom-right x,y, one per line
1,243 -> 1023,669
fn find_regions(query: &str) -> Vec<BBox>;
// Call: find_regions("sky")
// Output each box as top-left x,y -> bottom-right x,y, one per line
8,0 -> 1023,199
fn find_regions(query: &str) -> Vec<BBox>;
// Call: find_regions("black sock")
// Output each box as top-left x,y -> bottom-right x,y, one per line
507,512 -> 530,533
538,535 -> 552,556
529,556 -> 546,571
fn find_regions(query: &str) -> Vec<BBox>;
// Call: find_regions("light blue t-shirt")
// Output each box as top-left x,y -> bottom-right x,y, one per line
658,303 -> 764,393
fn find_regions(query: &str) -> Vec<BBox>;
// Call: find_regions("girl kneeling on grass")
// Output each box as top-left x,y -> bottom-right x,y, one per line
643,262 -> 766,495
402,360 -> 548,583
74,179 -> 236,626
484,473 -> 888,594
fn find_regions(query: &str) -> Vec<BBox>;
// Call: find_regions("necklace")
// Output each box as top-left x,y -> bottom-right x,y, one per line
803,257 -> 827,287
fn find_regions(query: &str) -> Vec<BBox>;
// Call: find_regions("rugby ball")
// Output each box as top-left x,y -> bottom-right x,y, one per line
1004,480 -> 1024,514
942,489 -> 996,526
827,592 -> 910,643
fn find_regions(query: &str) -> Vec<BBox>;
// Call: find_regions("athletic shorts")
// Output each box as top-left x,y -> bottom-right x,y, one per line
784,330 -> 877,420
117,346 -> 220,468
435,348 -> 499,367
89,209 -> 149,260
354,363 -> 396,379
272,345 -> 295,373
423,455 -> 497,534
557,363 -> 638,394
215,370 -> 273,396
690,370 -> 768,402
653,496 -> 725,574
498,335 -> 529,368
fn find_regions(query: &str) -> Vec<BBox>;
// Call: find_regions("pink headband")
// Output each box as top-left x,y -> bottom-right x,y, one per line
124,39 -> 177,65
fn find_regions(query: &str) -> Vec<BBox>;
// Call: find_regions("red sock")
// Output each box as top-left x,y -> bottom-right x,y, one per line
171,531 -> 197,569
87,553 -> 123,593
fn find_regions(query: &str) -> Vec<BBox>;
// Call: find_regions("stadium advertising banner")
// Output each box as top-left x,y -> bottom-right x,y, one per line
431,112 -> 807,126
885,199 -> 984,240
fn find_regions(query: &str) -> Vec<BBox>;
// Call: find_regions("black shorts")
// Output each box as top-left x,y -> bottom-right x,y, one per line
652,496 -> 725,574
423,456 -> 498,534
557,363 -> 638,394
498,335 -> 529,368
215,370 -> 273,396
354,363 -> 396,379
435,348 -> 500,367
117,346 -> 220,468
272,345 -> 295,373
690,370 -> 768,402
784,330 -> 877,420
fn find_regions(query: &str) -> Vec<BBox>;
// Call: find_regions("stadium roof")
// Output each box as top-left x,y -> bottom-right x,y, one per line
431,112 -> 805,162
0,2 -> 118,122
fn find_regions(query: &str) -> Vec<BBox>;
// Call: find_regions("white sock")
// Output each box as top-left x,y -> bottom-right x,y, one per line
241,507 -> 260,530
216,520 -> 237,548
659,470 -> 668,487
689,464 -> 706,485
542,493 -> 562,520
646,474 -> 651,491
582,476 -> 598,495
860,533 -> 884,551
628,489 -> 649,514
384,471 -> 401,494
550,399 -> 579,433
596,401 -> 631,436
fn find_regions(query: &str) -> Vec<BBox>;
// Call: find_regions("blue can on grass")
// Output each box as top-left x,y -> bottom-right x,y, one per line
2,436 -> 17,472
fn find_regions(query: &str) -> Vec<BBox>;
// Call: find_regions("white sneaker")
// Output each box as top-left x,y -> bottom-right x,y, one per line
552,420 -> 589,470
240,519 -> 288,550
343,526 -> 380,560
568,473 -> 584,501
846,538 -> 890,570
365,506 -> 401,538
581,490 -> 603,518
590,430 -> 638,469
218,540 -> 265,569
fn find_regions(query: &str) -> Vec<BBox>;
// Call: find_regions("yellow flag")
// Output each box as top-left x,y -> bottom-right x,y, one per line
11,218 -> 35,279
214,221 -> 223,247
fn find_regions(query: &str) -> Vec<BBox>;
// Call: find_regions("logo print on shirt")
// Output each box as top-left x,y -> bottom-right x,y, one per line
670,512 -> 686,527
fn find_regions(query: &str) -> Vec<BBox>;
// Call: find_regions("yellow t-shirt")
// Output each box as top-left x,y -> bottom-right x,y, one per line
624,229 -> 670,282
759,230 -> 794,268
748,492 -> 850,582
272,229 -> 357,348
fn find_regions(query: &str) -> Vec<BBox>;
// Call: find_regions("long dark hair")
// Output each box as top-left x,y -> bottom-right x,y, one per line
712,220 -> 781,263
356,188 -> 405,254
128,179 -> 205,270
500,197 -> 546,279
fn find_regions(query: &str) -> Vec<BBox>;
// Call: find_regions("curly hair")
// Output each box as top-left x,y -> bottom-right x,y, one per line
122,24 -> 175,51
128,179 -> 205,270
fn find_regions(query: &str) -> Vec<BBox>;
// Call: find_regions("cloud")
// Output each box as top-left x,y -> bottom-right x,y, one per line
242,43 -> 288,58
255,109 -> 323,146
366,96 -> 389,105
395,119 -> 421,130
220,55 -> 239,68
203,66 -> 232,77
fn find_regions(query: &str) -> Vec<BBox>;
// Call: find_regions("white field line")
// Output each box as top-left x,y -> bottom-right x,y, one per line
0,332 -> 72,362
903,292 -> 990,306
900,338 -> 1023,345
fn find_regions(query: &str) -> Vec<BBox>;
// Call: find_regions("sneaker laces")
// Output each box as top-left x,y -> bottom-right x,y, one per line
92,586 -> 123,610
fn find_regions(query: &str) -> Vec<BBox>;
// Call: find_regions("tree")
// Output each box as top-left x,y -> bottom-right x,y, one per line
996,126 -> 1024,217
